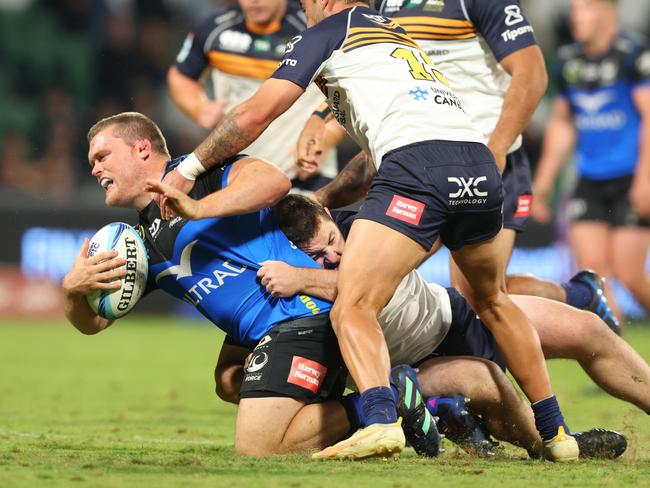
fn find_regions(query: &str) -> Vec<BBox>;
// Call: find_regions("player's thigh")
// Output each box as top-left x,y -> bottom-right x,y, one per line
510,294 -> 602,359
449,228 -> 515,294
416,356 -> 504,398
236,396 -> 304,455
336,218 -> 429,310
611,226 -> 650,284
449,229 -> 510,303
568,222 -> 611,273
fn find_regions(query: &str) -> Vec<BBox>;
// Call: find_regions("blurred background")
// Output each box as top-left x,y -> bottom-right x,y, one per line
1,0 -> 649,320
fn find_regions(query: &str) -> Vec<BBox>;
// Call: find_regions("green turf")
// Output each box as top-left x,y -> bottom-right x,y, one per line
1,317 -> 649,487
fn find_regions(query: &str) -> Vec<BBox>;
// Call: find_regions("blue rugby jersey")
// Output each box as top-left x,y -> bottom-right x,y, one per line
137,156 -> 331,348
556,33 -> 650,180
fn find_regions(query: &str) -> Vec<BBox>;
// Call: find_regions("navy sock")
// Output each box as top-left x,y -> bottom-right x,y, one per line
563,280 -> 593,309
531,395 -> 570,441
361,386 -> 398,425
341,392 -> 365,430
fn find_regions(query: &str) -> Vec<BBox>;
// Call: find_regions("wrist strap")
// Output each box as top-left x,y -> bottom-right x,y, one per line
177,152 -> 206,181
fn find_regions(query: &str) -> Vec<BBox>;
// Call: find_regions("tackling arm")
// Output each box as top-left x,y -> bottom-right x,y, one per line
314,151 -> 377,208
257,261 -> 338,301
146,157 -> 291,220
489,45 -> 548,172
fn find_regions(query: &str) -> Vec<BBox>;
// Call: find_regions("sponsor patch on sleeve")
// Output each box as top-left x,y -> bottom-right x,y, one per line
287,356 -> 327,393
385,195 -> 425,226
514,194 -> 532,217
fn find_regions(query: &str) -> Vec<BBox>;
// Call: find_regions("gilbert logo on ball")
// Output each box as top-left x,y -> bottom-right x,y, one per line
86,222 -> 148,319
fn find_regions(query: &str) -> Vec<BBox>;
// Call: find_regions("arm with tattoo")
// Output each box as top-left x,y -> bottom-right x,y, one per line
314,150 -> 376,208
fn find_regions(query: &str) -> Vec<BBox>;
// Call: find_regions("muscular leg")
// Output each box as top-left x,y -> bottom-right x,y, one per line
612,227 -> 650,314
512,295 -> 650,412
332,219 -> 429,392
417,356 -> 540,455
569,222 -> 621,319
506,274 -> 566,302
236,397 -> 349,456
451,229 -> 553,404
452,229 -> 566,302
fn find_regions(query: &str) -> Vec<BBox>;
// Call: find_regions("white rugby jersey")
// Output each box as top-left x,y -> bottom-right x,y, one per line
272,6 -> 482,167
174,6 -> 337,178
378,0 -> 538,154
379,271 -> 452,366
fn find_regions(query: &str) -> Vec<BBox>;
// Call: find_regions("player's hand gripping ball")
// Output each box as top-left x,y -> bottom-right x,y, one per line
86,223 -> 148,319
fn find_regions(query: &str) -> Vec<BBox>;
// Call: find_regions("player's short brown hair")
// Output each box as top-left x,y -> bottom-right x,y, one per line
272,194 -> 331,246
87,112 -> 170,158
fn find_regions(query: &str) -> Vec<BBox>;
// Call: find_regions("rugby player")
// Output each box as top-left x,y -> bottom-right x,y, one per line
297,0 -> 619,332
62,112 -> 437,458
168,0 -> 338,187
532,0 -> 650,321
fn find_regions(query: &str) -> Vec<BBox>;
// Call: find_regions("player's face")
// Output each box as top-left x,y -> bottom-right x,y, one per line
239,0 -> 286,25
300,215 -> 345,269
88,127 -> 143,209
570,0 -> 611,44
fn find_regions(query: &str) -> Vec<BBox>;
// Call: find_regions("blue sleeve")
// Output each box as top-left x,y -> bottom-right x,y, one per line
271,15 -> 346,89
174,15 -> 217,80
467,0 -> 537,62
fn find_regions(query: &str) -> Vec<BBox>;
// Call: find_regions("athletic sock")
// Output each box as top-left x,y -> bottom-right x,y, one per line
341,392 -> 364,431
563,280 -> 593,309
531,395 -> 571,441
361,386 -> 398,425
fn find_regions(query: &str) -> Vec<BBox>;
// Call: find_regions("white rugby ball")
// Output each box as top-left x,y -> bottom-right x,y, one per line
86,222 -> 148,319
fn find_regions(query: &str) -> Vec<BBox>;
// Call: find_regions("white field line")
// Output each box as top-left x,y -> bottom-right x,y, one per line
0,430 -> 220,446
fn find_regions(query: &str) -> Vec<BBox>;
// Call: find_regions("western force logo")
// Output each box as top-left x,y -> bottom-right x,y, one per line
504,5 -> 524,26
447,176 -> 488,205
246,352 -> 269,373
386,195 -> 425,225
287,356 -> 327,393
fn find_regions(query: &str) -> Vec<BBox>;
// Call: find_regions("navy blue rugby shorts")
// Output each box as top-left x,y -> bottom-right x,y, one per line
502,147 -> 532,232
357,140 -> 504,250
429,288 -> 506,370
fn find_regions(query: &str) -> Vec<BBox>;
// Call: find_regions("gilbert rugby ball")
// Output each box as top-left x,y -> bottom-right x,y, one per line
86,222 -> 148,319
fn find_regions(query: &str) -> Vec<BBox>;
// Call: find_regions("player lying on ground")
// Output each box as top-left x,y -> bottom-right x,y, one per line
214,195 -> 649,456
63,112 -> 442,459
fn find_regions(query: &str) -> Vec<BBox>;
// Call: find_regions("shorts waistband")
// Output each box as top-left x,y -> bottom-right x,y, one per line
273,313 -> 331,332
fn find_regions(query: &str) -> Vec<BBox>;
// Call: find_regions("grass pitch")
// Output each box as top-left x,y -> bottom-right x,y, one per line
1,317 -> 649,487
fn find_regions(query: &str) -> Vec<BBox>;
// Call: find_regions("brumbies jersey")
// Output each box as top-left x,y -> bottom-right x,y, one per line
378,0 -> 537,153
138,156 -> 331,348
272,6 -> 482,166
556,33 -> 650,180
174,3 -> 336,177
